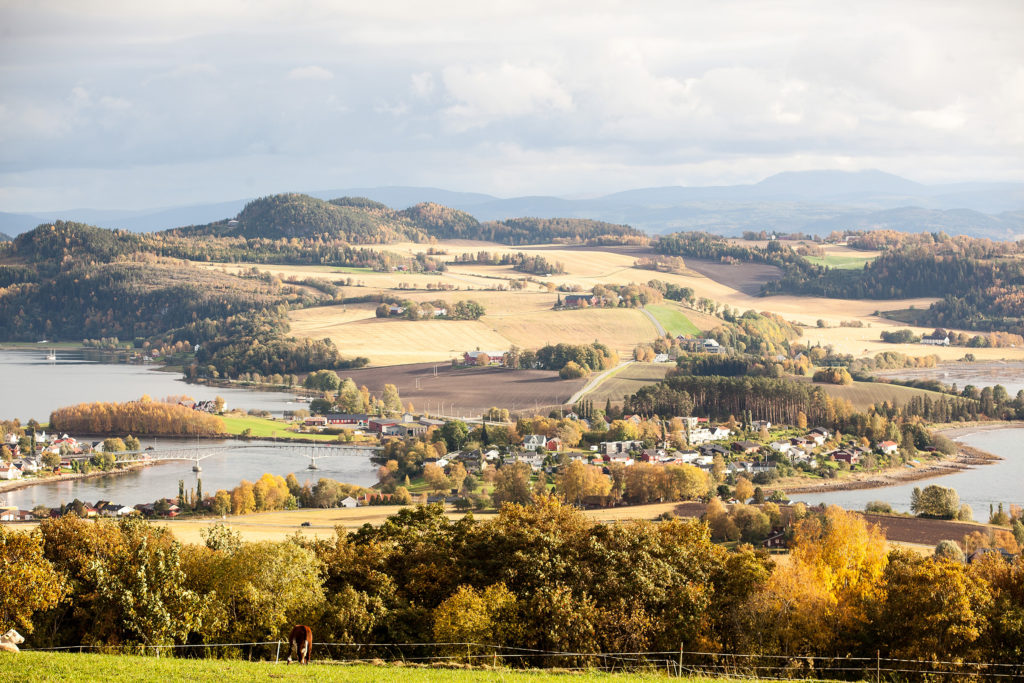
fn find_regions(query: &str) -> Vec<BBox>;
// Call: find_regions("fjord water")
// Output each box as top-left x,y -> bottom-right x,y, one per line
1,439 -> 380,509
792,428 -> 1024,514
0,349 -> 305,422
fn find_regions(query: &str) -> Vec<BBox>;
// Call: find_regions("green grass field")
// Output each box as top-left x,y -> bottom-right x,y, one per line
219,414 -> 350,443
804,254 -> 875,270
2,652 -> 730,683
645,304 -> 700,336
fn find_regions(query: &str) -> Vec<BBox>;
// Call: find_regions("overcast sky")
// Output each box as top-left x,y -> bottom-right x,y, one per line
1,0 -> 1022,210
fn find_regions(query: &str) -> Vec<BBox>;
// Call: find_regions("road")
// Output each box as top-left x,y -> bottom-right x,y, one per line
567,361 -> 633,405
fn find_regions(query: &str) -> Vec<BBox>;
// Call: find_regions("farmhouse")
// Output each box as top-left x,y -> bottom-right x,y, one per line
463,350 -> 507,366
324,413 -> 369,428
878,440 -> 899,455
921,330 -> 951,346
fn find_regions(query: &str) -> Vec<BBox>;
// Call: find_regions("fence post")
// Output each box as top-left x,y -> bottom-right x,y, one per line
678,643 -> 683,677
876,649 -> 880,683
276,640 -> 281,664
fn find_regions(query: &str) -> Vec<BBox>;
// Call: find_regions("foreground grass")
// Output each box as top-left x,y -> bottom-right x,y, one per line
645,304 -> 700,336
1,651 -> 729,683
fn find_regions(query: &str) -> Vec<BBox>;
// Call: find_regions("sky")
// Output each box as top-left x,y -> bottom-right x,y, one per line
1,0 -> 1022,211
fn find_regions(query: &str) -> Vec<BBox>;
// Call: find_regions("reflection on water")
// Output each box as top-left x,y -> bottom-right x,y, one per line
2,439 -> 379,508
792,428 -> 1024,514
0,349 -> 307,422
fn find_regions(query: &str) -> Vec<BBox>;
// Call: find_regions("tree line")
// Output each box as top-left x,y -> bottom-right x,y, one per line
4,502 -> 1022,673
49,398 -> 224,436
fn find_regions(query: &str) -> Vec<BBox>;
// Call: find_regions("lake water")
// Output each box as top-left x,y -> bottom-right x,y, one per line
875,361 -> 1024,396
792,428 -> 1024,515
1,439 -> 380,509
0,348 -> 309,422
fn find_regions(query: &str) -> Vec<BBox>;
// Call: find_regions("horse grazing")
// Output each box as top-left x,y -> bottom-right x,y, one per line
286,624 -> 312,664
0,629 -> 24,654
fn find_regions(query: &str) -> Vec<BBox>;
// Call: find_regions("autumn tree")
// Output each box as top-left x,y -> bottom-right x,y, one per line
491,462 -> 533,507
0,526 -> 67,633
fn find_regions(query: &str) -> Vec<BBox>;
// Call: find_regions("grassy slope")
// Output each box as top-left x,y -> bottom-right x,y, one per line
644,304 -> 700,336
804,254 -> 875,270
810,379 -> 948,411
582,362 -> 671,405
2,652 -> 726,683
218,414 -> 355,443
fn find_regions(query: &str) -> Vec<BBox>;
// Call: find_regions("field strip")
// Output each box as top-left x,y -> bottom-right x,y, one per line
641,307 -> 666,336
568,361 -> 634,404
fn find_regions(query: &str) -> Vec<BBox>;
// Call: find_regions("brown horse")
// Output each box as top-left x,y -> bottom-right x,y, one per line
287,624 -> 312,664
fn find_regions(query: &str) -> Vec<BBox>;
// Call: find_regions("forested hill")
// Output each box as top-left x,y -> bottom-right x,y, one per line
166,193 -> 644,245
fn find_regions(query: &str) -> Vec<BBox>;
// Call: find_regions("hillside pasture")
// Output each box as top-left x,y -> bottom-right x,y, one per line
645,303 -> 700,336
581,362 -> 672,405
802,378 -> 949,411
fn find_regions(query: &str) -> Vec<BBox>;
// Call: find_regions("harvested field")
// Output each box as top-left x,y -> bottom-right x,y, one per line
331,361 -> 584,417
302,317 -> 511,366
683,258 -> 783,296
288,303 -> 378,335
582,362 -> 671,405
796,378 -> 947,410
862,513 -> 992,547
491,308 -> 659,357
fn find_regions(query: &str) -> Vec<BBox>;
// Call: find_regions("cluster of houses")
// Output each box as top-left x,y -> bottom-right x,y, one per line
0,432 -> 116,480
303,412 -> 446,437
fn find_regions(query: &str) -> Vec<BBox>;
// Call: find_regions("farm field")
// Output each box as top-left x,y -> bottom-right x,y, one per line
804,253 -> 874,269
801,379 -> 948,411
217,414 -> 358,442
307,317 -> 511,366
580,362 -> 672,405
645,303 -> 700,336
2,652 -> 732,683
200,240 -> 1024,367
149,501 -> 701,544
490,308 -> 658,357
328,362 -> 584,417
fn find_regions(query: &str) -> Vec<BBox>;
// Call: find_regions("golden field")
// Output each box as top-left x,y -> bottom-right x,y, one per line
196,240 -> 1024,366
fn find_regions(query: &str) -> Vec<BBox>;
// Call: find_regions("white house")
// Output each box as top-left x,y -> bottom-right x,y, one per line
878,440 -> 899,455
523,434 -> 548,451
340,496 -> 359,508
0,465 -> 23,480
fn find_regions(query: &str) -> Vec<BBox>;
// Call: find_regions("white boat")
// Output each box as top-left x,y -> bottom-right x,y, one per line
45,350 -> 57,361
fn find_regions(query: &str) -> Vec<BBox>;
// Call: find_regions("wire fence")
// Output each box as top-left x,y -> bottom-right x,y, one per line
21,640 -> 1024,681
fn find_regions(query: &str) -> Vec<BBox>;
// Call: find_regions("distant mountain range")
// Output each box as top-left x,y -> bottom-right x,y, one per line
2,170 -> 1022,240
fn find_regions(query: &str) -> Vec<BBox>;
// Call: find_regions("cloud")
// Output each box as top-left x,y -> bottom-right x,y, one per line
287,65 -> 334,81
441,62 -> 573,130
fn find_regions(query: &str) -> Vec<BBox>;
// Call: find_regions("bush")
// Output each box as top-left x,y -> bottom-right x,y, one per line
559,361 -> 590,380
865,501 -> 893,514
934,539 -> 965,563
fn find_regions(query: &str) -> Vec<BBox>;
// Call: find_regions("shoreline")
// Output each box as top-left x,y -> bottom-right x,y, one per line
0,460 -> 157,498
775,422 -> 1010,496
